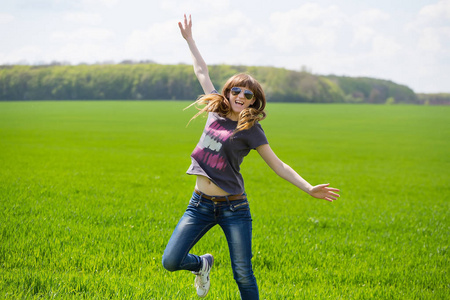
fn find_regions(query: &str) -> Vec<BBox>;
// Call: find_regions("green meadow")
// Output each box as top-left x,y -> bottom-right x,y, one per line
0,101 -> 448,299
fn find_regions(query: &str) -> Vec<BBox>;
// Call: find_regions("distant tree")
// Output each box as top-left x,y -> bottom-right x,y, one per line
0,64 -> 424,104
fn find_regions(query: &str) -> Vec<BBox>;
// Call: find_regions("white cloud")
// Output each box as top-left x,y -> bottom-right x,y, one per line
352,8 -> 390,25
50,42 -> 119,63
266,3 -> 399,62
1,0 -> 448,92
418,0 -> 450,24
205,12 -> 265,64
0,13 -> 15,24
80,0 -> 119,8
351,26 -> 376,45
0,45 -> 43,64
371,35 -> 402,57
389,0 -> 450,92
124,19 -> 182,61
349,8 -> 390,46
406,0 -> 450,55
268,3 -> 345,53
123,12 -> 255,63
64,12 -> 102,25
418,27 -> 444,52
270,3 -> 344,26
160,0 -> 230,14
51,28 -> 115,41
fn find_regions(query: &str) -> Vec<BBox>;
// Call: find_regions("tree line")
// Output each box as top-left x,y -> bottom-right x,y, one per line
0,63 -> 442,104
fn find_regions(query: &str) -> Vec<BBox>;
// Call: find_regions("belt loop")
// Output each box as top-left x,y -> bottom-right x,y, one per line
226,196 -> 235,211
197,190 -> 203,207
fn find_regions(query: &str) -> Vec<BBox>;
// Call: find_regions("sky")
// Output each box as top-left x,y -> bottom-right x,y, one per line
1,0 -> 449,93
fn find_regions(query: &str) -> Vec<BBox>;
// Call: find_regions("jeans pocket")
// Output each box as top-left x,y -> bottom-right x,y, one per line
230,200 -> 249,212
188,199 -> 200,207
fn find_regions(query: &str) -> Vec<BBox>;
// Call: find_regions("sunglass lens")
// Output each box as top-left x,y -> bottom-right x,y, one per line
230,87 -> 254,100
231,87 -> 241,95
244,91 -> 254,100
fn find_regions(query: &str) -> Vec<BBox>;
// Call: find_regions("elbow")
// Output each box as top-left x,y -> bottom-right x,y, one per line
273,162 -> 288,178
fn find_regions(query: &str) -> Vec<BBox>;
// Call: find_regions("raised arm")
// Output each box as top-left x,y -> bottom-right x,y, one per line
178,14 -> 215,94
256,144 -> 340,202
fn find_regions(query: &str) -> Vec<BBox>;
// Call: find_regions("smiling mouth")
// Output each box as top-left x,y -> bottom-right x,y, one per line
235,100 -> 244,106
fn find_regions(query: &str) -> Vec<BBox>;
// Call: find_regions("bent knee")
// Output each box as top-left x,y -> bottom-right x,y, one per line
162,255 -> 179,272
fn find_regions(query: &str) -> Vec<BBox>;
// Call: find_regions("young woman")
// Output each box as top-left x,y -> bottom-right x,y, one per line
162,14 -> 340,299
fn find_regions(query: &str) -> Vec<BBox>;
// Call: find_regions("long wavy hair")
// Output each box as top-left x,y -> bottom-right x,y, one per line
186,73 -> 267,132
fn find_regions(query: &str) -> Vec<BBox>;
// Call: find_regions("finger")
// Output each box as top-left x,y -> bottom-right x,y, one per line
318,183 -> 330,188
327,195 -> 339,201
188,14 -> 192,27
328,192 -> 340,198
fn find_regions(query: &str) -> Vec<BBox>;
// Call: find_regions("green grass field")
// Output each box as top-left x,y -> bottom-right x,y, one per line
1,101 -> 448,299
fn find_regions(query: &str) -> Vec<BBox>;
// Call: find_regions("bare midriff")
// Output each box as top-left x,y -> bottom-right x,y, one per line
195,175 -> 230,196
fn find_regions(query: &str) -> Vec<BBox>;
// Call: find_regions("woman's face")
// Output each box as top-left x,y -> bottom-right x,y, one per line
228,86 -> 255,119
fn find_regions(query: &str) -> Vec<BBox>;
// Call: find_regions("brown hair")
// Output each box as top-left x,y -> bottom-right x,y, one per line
186,73 -> 266,132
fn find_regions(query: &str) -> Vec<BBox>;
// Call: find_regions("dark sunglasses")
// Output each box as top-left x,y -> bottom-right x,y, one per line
230,87 -> 254,100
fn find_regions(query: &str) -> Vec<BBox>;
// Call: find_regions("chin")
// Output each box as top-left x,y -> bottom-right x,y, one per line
232,109 -> 244,115
231,105 -> 245,114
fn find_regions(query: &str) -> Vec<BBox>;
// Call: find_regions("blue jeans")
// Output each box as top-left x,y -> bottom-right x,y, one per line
162,191 -> 259,300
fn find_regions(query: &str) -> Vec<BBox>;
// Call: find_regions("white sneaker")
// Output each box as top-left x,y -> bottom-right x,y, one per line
193,254 -> 214,298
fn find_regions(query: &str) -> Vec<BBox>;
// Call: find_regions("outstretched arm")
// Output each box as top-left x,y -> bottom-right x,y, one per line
256,144 -> 340,202
178,14 -> 215,94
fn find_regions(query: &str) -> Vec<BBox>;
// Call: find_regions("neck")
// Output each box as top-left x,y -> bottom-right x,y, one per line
226,111 -> 239,121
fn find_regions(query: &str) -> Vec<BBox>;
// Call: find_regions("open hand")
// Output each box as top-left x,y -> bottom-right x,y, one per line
309,183 -> 340,202
178,14 -> 192,40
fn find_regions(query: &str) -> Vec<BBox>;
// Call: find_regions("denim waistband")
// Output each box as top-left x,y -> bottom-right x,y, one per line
194,189 -> 246,202
191,191 -> 248,211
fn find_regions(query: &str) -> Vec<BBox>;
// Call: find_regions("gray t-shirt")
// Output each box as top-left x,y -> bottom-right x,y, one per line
186,112 -> 269,195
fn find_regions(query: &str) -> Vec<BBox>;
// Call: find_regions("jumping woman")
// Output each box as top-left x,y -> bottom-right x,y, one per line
162,14 -> 340,299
